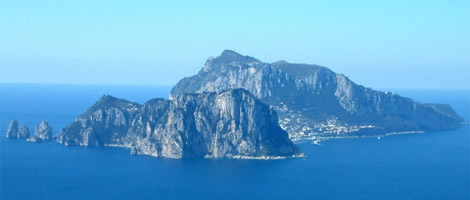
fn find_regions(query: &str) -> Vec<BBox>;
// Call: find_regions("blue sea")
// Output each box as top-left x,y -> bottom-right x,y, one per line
1,84 -> 469,200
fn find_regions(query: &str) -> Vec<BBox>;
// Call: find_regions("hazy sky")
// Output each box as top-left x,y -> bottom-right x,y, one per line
1,0 -> 469,89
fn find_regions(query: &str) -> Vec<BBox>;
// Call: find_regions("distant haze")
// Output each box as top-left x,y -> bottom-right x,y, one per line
1,1 -> 469,89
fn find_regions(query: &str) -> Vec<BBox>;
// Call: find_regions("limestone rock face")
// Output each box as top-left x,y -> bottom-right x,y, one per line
6,120 -> 31,139
57,89 -> 302,159
18,125 -> 30,139
170,50 -> 465,138
6,120 -> 19,138
27,120 -> 53,142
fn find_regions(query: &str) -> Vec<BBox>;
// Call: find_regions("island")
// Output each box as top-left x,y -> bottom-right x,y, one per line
6,50 -> 465,159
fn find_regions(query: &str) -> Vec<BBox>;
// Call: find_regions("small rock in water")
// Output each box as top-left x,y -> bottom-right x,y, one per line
130,147 -> 137,155
6,120 -> 31,139
27,120 -> 54,143
6,120 -> 19,139
18,125 -> 30,139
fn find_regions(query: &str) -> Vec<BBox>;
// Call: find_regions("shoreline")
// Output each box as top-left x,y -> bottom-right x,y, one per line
292,130 -> 428,144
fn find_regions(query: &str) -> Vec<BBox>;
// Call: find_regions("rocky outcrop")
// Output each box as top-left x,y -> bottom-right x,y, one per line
170,50 -> 465,138
57,89 -> 302,159
27,120 -> 53,142
5,120 -> 30,139
6,120 -> 19,138
18,125 -> 30,139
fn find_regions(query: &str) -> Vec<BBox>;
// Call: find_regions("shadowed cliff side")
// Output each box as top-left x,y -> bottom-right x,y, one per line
57,89 -> 302,159
170,50 -> 464,138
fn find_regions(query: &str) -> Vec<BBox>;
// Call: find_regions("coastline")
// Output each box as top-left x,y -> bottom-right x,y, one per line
292,130 -> 430,145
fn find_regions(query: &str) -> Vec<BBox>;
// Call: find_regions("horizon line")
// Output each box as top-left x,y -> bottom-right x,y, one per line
0,82 -> 468,91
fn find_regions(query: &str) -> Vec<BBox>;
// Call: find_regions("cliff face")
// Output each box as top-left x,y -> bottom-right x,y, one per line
57,89 -> 302,159
6,120 -> 19,138
170,50 -> 464,138
27,120 -> 54,142
6,120 -> 30,139
18,125 -> 30,139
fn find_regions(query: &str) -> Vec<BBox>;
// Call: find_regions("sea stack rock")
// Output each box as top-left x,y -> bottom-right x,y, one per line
18,125 -> 31,139
6,120 -> 19,138
27,120 -> 53,142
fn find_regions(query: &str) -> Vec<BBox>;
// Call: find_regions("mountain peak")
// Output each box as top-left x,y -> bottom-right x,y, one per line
39,120 -> 48,126
58,85 -> 302,159
209,50 -> 259,64
172,51 -> 464,137
221,49 -> 241,56
272,60 -> 288,64
270,60 -> 325,78
99,94 -> 118,102
96,94 -> 138,106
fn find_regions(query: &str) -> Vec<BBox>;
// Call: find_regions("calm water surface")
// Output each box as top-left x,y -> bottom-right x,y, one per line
1,84 -> 469,199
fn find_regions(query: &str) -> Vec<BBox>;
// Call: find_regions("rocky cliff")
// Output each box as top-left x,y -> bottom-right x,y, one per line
6,120 -> 30,139
6,120 -> 19,138
18,125 -> 30,139
170,50 -> 464,138
57,89 -> 302,159
27,120 -> 54,142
